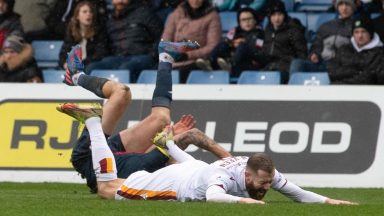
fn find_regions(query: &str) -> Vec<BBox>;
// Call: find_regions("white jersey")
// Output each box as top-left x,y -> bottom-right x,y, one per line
115,160 -> 209,201
115,156 -> 326,203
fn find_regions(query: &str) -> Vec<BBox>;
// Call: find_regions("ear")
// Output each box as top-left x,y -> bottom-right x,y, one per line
244,170 -> 252,183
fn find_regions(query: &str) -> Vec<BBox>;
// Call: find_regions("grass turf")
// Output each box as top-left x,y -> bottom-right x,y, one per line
0,182 -> 383,216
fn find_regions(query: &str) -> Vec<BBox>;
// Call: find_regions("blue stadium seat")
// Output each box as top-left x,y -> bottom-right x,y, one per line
288,12 -> 307,27
288,72 -> 330,85
32,40 -> 63,68
137,70 -> 180,84
295,0 -> 333,12
187,70 -> 230,84
91,70 -> 130,83
42,69 -> 65,83
219,12 -> 237,32
307,13 -> 335,41
283,0 -> 295,11
371,13 -> 381,19
237,71 -> 281,85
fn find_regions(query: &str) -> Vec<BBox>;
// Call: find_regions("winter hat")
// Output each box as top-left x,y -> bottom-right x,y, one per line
352,17 -> 375,38
335,0 -> 356,11
267,0 -> 287,17
2,35 -> 25,53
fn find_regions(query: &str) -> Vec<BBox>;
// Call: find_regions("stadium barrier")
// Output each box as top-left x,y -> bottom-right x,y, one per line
0,84 -> 383,188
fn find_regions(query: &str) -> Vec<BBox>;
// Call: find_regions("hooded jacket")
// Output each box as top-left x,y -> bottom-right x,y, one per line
327,33 -> 384,84
261,17 -> 307,73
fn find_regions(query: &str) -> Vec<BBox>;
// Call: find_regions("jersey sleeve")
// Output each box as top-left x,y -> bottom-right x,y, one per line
205,169 -> 241,203
272,169 -> 327,203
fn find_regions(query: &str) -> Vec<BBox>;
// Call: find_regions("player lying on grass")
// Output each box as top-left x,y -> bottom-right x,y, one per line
58,42 -> 231,193
58,43 -> 356,205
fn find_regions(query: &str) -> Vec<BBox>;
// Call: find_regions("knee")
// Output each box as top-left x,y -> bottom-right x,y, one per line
150,111 -> 171,128
116,83 -> 132,105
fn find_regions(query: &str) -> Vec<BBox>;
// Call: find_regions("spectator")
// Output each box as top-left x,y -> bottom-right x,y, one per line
195,7 -> 264,78
59,1 -> 108,71
146,0 -> 183,24
14,0 -> 55,42
373,0 -> 384,41
0,0 -> 24,48
291,0 -> 356,74
162,0 -> 221,82
260,0 -> 307,83
327,17 -> 384,84
87,0 -> 163,82
0,35 -> 42,83
42,0 -> 107,40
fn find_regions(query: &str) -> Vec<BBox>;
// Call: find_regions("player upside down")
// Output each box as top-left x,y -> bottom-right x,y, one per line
58,41 -> 230,193
58,42 -> 357,204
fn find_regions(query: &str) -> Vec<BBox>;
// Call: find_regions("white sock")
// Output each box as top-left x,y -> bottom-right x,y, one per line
159,53 -> 175,64
166,140 -> 195,163
85,117 -> 117,181
72,72 -> 85,86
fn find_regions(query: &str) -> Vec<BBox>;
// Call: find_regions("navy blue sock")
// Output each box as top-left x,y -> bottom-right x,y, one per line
77,74 -> 109,98
152,62 -> 172,108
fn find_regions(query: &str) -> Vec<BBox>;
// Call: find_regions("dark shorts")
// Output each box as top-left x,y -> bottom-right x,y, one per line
71,128 -> 169,192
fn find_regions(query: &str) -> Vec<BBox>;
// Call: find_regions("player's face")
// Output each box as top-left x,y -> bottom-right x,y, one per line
337,2 -> 354,19
270,12 -> 285,29
77,5 -> 93,27
245,169 -> 273,198
0,0 -> 8,14
239,12 -> 256,32
353,28 -> 371,48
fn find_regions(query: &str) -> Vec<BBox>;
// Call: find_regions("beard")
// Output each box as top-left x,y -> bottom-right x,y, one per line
247,188 -> 268,200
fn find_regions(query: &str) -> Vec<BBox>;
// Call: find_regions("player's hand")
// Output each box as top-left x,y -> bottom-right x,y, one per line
239,198 -> 265,204
173,114 -> 196,135
325,198 -> 358,205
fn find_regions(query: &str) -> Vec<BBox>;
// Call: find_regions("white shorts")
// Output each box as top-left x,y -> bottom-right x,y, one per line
115,160 -> 207,201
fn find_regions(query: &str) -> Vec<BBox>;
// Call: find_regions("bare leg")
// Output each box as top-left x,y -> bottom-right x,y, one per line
119,107 -> 171,153
100,81 -> 131,135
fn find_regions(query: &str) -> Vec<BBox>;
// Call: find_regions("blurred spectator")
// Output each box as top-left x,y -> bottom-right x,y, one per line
328,0 -> 370,18
259,1 -> 307,83
87,0 -> 163,82
146,0 -> 183,24
212,0 -> 279,23
59,1 -> 108,71
0,0 -> 24,48
327,17 -> 384,84
27,0 -> 107,41
291,0 -> 356,73
373,0 -> 384,41
329,0 -> 383,14
14,0 -> 55,41
162,0 -> 221,82
0,35 -> 42,82
195,7 -> 264,77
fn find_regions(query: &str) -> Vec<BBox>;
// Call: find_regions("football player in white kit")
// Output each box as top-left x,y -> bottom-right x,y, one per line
71,112 -> 356,204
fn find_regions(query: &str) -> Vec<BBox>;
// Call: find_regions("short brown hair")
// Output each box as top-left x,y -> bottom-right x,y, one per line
246,153 -> 274,174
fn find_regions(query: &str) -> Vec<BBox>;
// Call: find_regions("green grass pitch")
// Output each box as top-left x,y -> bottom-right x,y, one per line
0,182 -> 383,216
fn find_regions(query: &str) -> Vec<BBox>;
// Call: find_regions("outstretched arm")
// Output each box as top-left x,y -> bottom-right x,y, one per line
272,169 -> 357,205
174,128 -> 232,159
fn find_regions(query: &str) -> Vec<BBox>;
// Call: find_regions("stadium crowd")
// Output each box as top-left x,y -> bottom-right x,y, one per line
0,0 -> 384,84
